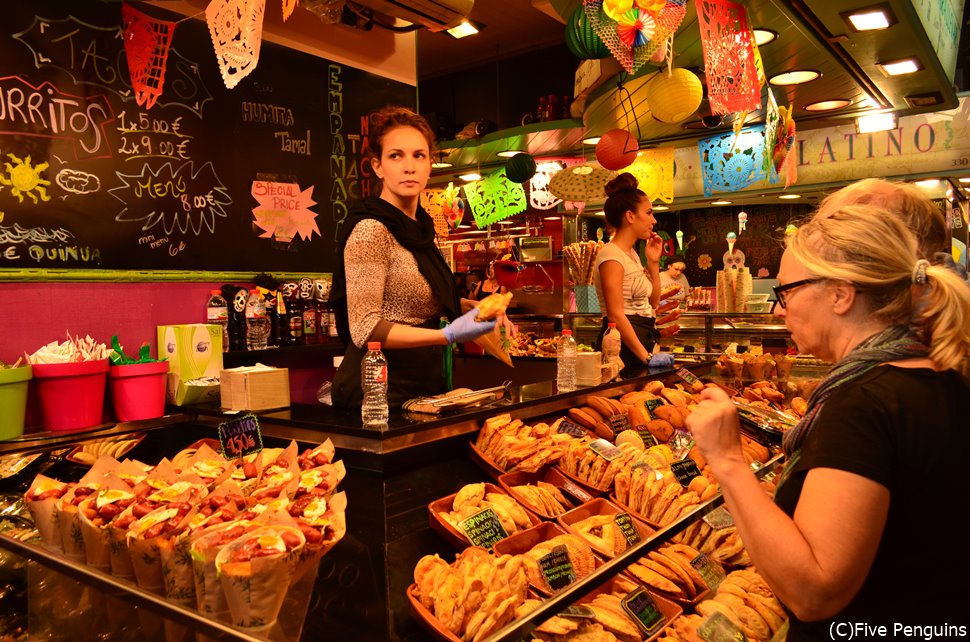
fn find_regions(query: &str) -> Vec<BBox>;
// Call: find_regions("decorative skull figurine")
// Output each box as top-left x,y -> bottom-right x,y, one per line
232,288 -> 249,312
279,281 -> 298,299
297,277 -> 314,300
313,278 -> 331,302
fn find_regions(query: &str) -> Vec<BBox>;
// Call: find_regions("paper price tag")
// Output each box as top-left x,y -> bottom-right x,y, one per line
218,414 -> 263,460
698,611 -> 748,642
614,512 -> 641,546
559,478 -> 593,503
608,413 -> 632,435
691,552 -> 726,591
633,425 -> 659,448
557,419 -> 587,437
459,507 -> 508,549
560,605 -> 595,619
588,438 -> 623,461
670,458 -> 703,487
643,398 -> 664,419
702,506 -> 735,530
538,544 -> 576,591
676,367 -> 700,387
621,588 -> 666,637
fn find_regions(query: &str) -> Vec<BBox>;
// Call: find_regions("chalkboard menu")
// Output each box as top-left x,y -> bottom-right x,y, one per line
0,1 -> 413,273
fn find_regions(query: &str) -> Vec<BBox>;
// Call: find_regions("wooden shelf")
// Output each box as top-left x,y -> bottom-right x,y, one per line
223,343 -> 343,369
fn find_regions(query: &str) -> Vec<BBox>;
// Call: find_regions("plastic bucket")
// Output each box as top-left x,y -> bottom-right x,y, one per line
109,361 -> 168,422
32,360 -> 109,432
0,365 -> 32,440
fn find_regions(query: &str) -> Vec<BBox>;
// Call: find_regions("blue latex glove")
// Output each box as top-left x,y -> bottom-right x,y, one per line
443,307 -> 498,345
647,353 -> 675,370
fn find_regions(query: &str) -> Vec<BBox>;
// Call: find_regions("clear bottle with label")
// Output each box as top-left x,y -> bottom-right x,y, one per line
361,341 -> 389,426
205,289 -> 229,352
602,322 -> 622,366
245,289 -> 270,350
556,329 -> 577,392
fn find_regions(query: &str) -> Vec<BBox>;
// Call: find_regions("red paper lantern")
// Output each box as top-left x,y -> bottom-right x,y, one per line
596,129 -> 638,171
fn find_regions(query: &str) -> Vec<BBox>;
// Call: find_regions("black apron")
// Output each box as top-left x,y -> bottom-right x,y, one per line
596,315 -> 659,372
331,319 -> 444,410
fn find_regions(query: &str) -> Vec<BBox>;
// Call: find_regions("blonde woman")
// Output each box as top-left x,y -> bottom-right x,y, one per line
687,204 -> 970,639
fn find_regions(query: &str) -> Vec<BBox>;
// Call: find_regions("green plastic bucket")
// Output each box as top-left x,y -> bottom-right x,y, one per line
0,365 -> 32,440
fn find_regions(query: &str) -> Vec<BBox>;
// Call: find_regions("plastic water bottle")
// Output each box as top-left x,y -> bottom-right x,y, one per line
557,329 -> 577,392
361,342 -> 389,426
205,289 -> 229,352
245,289 -> 270,350
602,322 -> 622,367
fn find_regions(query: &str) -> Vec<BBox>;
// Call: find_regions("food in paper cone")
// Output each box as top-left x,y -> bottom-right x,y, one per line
288,491 -> 347,581
297,440 -> 335,469
184,444 -> 235,490
78,488 -> 134,571
25,475 -> 71,552
471,291 -> 515,367
216,525 -> 306,629
295,461 -> 345,499
190,520 -> 260,618
774,353 -> 795,379
56,485 -> 89,563
127,501 -> 196,593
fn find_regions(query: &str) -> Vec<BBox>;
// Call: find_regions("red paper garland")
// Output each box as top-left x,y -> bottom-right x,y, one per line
121,2 -> 176,110
695,0 -> 761,116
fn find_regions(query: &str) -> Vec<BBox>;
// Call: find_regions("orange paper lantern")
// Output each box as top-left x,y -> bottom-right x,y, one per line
595,128 -> 638,171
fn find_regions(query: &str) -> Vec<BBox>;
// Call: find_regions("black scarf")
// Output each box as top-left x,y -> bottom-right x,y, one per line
331,197 -> 460,346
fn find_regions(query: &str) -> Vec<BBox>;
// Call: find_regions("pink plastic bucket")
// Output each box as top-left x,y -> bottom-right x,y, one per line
109,361 -> 168,422
31,360 -> 109,432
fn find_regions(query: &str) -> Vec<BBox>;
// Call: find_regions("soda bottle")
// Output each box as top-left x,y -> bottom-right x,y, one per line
245,289 -> 270,350
302,299 -> 319,345
361,342 -> 389,426
556,329 -> 577,392
283,285 -> 303,346
205,289 -> 229,352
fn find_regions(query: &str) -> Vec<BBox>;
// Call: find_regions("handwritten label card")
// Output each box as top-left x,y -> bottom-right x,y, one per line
589,438 -> 623,461
621,588 -> 666,637
608,413 -> 632,435
676,367 -> 701,387
691,552 -> 726,591
633,425 -> 659,448
557,419 -> 587,438
698,610 -> 748,642
459,507 -> 508,549
538,544 -> 576,591
671,458 -> 703,487
644,398 -> 664,419
614,512 -> 641,546
218,414 -> 263,459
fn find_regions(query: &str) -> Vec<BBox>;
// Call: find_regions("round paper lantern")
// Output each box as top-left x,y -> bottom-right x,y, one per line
646,68 -> 703,124
505,153 -> 537,183
596,129 -> 638,171
566,6 -> 611,59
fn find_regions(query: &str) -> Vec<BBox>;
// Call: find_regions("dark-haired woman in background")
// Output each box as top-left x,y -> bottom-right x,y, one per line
330,106 -> 498,409
592,172 -> 674,370
470,261 -> 508,301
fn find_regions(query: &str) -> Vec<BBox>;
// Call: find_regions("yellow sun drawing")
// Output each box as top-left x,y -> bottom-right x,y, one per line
1,154 -> 52,204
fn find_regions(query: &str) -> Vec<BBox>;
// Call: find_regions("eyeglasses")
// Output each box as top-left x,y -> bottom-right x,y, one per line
772,278 -> 825,309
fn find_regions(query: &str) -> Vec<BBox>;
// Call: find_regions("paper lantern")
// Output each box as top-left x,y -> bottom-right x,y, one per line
646,68 -> 702,124
596,128 -> 638,171
566,5 -> 611,59
505,153 -> 537,183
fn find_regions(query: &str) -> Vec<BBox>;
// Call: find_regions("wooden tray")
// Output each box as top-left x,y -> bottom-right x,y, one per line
554,464 -> 610,498
66,434 -> 145,465
406,583 -> 462,642
468,441 -> 505,481
609,494 -> 663,530
493,521 -> 601,597
575,577 -> 683,642
557,497 -> 655,559
498,467 -> 593,521
428,482 -> 540,550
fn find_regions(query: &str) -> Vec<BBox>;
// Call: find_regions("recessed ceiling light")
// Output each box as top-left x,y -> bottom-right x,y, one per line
652,205 -> 670,211
582,137 -> 601,145
445,19 -> 482,39
959,177 -> 970,184
914,179 -> 941,190
878,58 -> 922,76
769,70 -> 820,86
711,200 -> 732,205
805,99 -> 851,111
543,216 -> 560,220
497,220 -> 514,225
856,112 -> 897,133
842,5 -> 896,31
497,150 -> 521,158
779,194 -> 801,199
459,172 -> 482,182
752,29 -> 777,46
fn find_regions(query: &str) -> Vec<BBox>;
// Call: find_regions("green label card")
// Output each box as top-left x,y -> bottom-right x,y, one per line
459,507 -> 508,549
676,367 -> 700,386
218,414 -> 263,460
538,544 -> 576,591
643,398 -> 664,419
698,611 -> 748,642
614,512 -> 641,546
621,588 -> 666,637
557,419 -> 587,437
691,552 -> 726,591
589,438 -> 623,461
670,458 -> 703,487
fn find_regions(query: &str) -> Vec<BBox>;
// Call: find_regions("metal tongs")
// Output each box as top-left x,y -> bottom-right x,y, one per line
424,380 -> 512,407
732,399 -> 798,434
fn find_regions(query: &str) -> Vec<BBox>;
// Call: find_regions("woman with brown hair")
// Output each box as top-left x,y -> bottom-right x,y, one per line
330,106 -> 498,408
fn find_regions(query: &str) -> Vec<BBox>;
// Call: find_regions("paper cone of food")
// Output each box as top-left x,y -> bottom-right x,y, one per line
216,525 -> 306,631
127,502 -> 197,594
25,475 -> 71,552
472,292 -> 514,367
159,532 -> 196,604
56,487 -> 88,563
775,353 -> 794,379
190,520 -> 261,619
297,439 -> 335,469
76,479 -> 136,572
290,492 -> 347,583
184,443 -> 234,491
296,461 -> 346,500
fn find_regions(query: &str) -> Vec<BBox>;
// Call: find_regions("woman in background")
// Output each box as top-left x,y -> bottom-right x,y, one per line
470,261 -> 508,301
659,259 -> 689,302
330,106 -> 497,408
592,172 -> 674,370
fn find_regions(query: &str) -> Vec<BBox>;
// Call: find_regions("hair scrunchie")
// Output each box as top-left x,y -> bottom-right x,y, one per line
912,259 -> 930,285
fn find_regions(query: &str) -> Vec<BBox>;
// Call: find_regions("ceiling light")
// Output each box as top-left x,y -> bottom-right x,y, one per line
769,70 -> 820,86
543,216 -> 560,220
497,150 -> 523,158
878,58 -> 922,76
856,112 -> 897,133
779,194 -> 801,199
652,205 -> 670,211
445,20 -> 482,39
459,172 -> 482,182
582,137 -> 601,145
959,177 -> 970,184
914,179 -> 941,190
805,99 -> 851,111
432,160 -> 453,168
752,29 -> 777,46
497,220 -> 514,225
842,5 -> 896,31
711,200 -> 732,205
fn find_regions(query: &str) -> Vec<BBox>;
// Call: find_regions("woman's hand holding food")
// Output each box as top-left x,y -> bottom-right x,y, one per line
684,386 -> 748,475
443,307 -> 498,344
